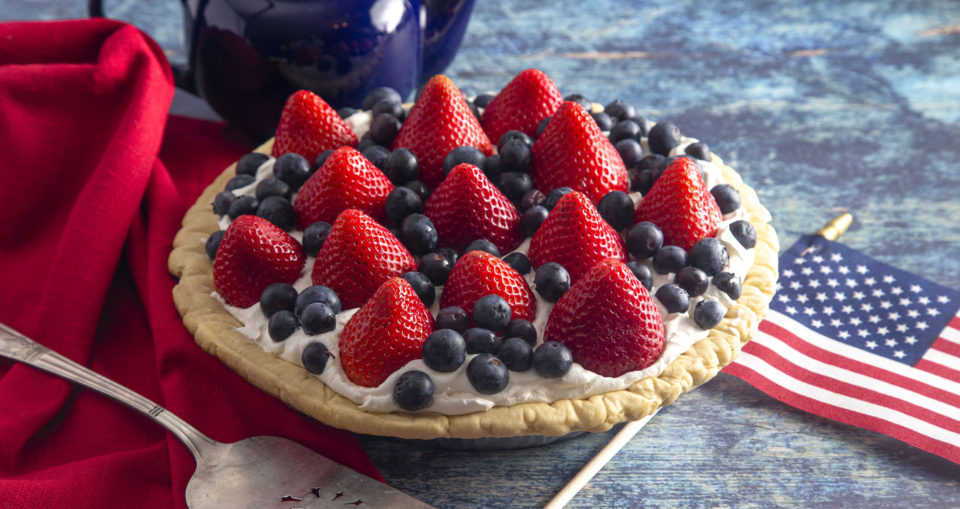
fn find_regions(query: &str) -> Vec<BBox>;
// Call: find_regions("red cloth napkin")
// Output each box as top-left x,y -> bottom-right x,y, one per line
0,19 -> 381,508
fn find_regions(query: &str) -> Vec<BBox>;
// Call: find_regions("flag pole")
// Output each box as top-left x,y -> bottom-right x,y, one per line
800,212 -> 853,255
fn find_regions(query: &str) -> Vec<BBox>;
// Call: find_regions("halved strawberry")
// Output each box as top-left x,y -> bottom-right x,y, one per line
528,190 -> 627,283
481,68 -> 563,145
423,163 -> 521,253
390,75 -> 494,189
272,89 -> 358,162
294,146 -> 394,228
213,215 -> 306,308
440,250 -> 536,323
339,277 -> 435,387
543,259 -> 664,378
529,101 -> 628,203
312,209 -> 417,310
633,157 -> 721,252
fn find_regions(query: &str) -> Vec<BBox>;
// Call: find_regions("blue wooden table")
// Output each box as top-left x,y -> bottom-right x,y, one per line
11,0 -> 960,506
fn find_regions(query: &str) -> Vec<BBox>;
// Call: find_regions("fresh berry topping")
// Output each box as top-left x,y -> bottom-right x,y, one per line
361,144 -> 390,171
213,215 -> 306,308
205,230 -> 225,260
236,152 -> 270,176
498,130 -> 534,151
294,146 -> 393,228
302,221 -> 333,257
339,277 -> 434,387
497,171 -> 534,204
631,170 -> 655,195
418,252 -> 453,285
268,310 -> 299,342
633,157 -> 722,251
438,247 -> 460,266
441,250 -> 537,324
393,371 -> 434,411
372,99 -> 405,121
356,136 -> 378,153
385,186 -> 424,225
536,116 -> 551,137
686,142 -> 712,161
464,328 -> 501,354
274,153 -> 312,191
336,107 -> 355,119
272,90 -> 357,162
694,300 -> 725,329
498,337 -> 534,372
260,282 -> 298,317
300,302 -> 337,335
712,272 -> 742,299
533,262 -> 571,302
481,68 -> 563,144
609,119 -> 641,143
228,195 -> 258,220
625,260 -> 653,290
400,213 -> 439,255
533,342 -> 573,378
295,285 -> 341,316
436,306 -> 470,333
474,92 -> 496,108
466,354 -> 509,394
647,121 -> 682,156
312,209 -> 416,310
301,342 -> 331,374
362,86 -> 402,110
401,271 -> 436,307
634,116 -> 653,136
443,146 -> 487,176
385,148 -> 419,185
226,174 -> 255,191
615,139 -> 644,169
676,266 -> 709,297
422,329 -> 467,372
596,190 -> 635,231
730,220 -> 757,248
314,149 -> 334,169
464,238 -> 500,257
592,112 -> 613,131
625,222 -> 664,259
528,191 -> 627,283
213,191 -> 236,215
710,184 -> 741,215
473,294 -> 512,331
499,139 -> 533,174
688,237 -> 729,276
482,154 -> 502,182
256,196 -> 297,231
519,189 -> 546,212
603,99 -> 636,122
423,163 -> 521,253
502,252 -> 532,275
369,114 -> 401,146
403,180 -> 431,203
652,245 -> 688,274
543,187 -> 574,211
391,75 -> 494,189
503,319 -> 537,346
655,283 -> 690,313
564,93 -> 592,111
637,154 -> 666,173
256,177 -> 291,201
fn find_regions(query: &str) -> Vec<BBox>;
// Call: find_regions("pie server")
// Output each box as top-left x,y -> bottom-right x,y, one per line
0,322 -> 433,508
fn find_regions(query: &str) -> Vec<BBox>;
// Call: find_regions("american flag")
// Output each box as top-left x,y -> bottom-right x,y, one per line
724,234 -> 960,464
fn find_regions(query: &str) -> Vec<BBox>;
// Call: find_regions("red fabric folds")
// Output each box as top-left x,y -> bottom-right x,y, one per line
0,19 -> 381,508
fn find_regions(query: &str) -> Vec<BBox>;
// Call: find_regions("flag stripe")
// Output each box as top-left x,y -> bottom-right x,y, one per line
950,316 -> 960,330
932,337 -> 960,358
916,356 -> 960,384
941,326 -> 960,346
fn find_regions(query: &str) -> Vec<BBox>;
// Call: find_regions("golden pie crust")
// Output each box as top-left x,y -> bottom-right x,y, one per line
169,138 -> 779,439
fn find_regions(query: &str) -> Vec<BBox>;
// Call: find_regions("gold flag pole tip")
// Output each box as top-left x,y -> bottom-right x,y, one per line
814,212 -> 853,241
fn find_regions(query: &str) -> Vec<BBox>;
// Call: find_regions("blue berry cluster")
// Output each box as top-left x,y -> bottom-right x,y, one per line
211,151 -> 312,232
256,283 -> 342,373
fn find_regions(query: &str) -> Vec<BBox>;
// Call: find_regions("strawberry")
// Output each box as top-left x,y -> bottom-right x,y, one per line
440,250 -> 536,323
272,89 -> 358,162
312,209 -> 417,310
294,146 -> 394,228
633,157 -> 721,252
339,277 -> 435,387
423,163 -> 521,253
213,215 -> 306,308
528,190 -> 627,283
543,259 -> 664,378
529,101 -> 628,203
481,68 -> 563,145
390,75 -> 494,189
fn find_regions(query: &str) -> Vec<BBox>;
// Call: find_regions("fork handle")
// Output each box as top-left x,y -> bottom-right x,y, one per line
0,322 -> 217,460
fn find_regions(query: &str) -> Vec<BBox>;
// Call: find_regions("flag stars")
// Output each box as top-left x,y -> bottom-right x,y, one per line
857,329 -> 869,337
861,303 -> 873,312
795,257 -> 806,265
831,253 -> 843,262
896,324 -> 908,333
891,287 -> 903,295
801,267 -> 814,276
812,255 -> 824,264
823,306 -> 835,316
911,284 -> 922,293
857,265 -> 868,274
885,338 -> 896,347
880,301 -> 892,309
889,312 -> 901,320
927,308 -> 940,316
790,281 -> 802,290
853,291 -> 866,300
827,279 -> 839,288
877,327 -> 889,336
778,295 -> 791,303
783,269 -> 795,278
850,317 -> 862,326
811,319 -> 823,328
865,340 -> 877,349
797,294 -> 809,304
846,279 -> 858,288
882,275 -> 895,283
872,289 -> 885,297
916,321 -> 929,330
900,298 -> 912,307
838,330 -> 851,340
907,309 -> 920,318
830,319 -> 842,327
905,336 -> 917,345
835,292 -> 847,301
820,266 -> 833,275
809,280 -> 821,289
864,277 -> 876,286
816,292 -> 828,302
804,307 -> 816,315
786,306 -> 798,315
868,315 -> 880,324
838,266 -> 850,275
918,296 -> 930,305
893,350 -> 906,359
938,295 -> 950,304
842,305 -> 854,314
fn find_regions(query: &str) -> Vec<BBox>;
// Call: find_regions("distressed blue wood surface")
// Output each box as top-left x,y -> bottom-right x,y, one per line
7,1 -> 960,506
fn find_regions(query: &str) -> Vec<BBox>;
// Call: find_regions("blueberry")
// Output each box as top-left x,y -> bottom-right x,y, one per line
268,310 -> 298,342
273,153 -> 311,190
533,342 -> 573,378
468,98 -> 482,121
418,252 -> 452,285
371,98 -> 405,120
443,146 -> 486,175
369,113 -> 400,146
625,222 -> 664,259
403,180 -> 431,202
634,115 -> 653,136
301,342 -> 331,374
205,230 -> 225,260
356,136 -> 378,153
543,187 -> 574,211
689,237 -> 729,276
422,329 -> 467,372
676,266 -> 709,297
710,184 -> 741,215
597,191 -> 634,231
362,86 -> 402,110
637,154 -> 666,173
519,205 -> 549,237
497,172 -> 533,204
314,149 -> 334,171
648,122 -> 682,156
625,261 -> 653,290
519,189 -> 546,212
498,337 -> 534,371
474,92 -> 496,108
502,252 -> 532,275
615,138 -> 644,169
592,112 -> 614,131
259,282 -> 298,317
361,144 -> 390,170
255,177 -> 291,201
604,99 -> 636,122
438,247 -> 459,266
402,271 -> 436,307
385,148 -> 419,185
464,327 -> 501,354
534,262 -> 571,302
436,306 -> 470,333
564,93 -> 593,111
497,130 -> 533,151
302,221 -> 333,257
225,174 -> 255,191
227,195 -> 258,220
631,170 -> 655,195
536,116 -> 551,137
295,285 -> 341,317
256,196 -> 297,230
336,107 -> 355,119
503,319 -> 537,346
694,300 -> 726,329
730,220 -> 757,249
473,294 -> 511,331
482,154 -> 502,182
686,142 -> 712,161
213,191 -> 236,215
464,238 -> 500,257
499,139 -> 532,173
236,152 -> 269,176
300,302 -> 336,335
652,245 -> 687,274
400,214 -> 438,255
393,370 -> 434,411
385,186 -> 423,225
466,354 -> 509,394
656,284 -> 690,313
712,272 -> 743,300
609,120 -> 641,143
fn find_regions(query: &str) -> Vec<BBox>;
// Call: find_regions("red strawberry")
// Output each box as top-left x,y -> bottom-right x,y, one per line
633,157 -> 721,252
423,163 -> 521,253
481,68 -> 563,144
543,259 -> 664,378
339,277 -> 434,387
312,209 -> 417,310
213,215 -> 306,308
390,75 -> 494,189
440,250 -> 536,323
528,191 -> 627,283
529,101 -> 628,203
272,89 -> 358,162
294,146 -> 394,228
